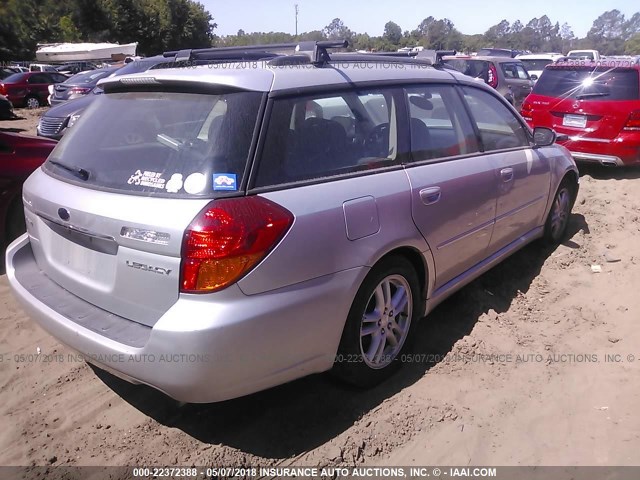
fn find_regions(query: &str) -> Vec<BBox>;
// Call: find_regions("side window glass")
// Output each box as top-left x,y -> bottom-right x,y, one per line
28,74 -> 46,84
516,65 -> 530,80
462,87 -> 530,151
255,89 -> 399,187
405,85 -> 478,162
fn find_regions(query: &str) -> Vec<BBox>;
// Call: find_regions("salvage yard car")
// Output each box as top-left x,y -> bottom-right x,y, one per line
441,55 -> 534,109
521,59 -> 640,166
0,132 -> 56,250
6,41 -> 579,403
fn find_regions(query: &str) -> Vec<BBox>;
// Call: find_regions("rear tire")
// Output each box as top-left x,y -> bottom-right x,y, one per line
333,256 -> 421,387
543,178 -> 576,245
25,96 -> 41,109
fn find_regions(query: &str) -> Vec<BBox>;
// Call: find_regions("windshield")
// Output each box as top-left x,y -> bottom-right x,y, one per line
533,67 -> 639,101
45,90 -> 264,197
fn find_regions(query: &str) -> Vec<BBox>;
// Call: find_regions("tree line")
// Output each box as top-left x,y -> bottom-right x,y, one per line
1,3 -> 639,62
221,10 -> 640,55
0,0 -> 215,61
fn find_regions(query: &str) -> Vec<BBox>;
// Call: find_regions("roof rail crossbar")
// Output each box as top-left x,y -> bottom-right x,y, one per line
163,42 -> 301,61
304,40 -> 349,66
435,50 -> 457,65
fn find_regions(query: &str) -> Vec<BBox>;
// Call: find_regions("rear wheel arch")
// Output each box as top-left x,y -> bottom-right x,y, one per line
374,247 -> 429,311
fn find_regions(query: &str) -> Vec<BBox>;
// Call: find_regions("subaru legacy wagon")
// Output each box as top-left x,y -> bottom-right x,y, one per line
6,42 -> 579,403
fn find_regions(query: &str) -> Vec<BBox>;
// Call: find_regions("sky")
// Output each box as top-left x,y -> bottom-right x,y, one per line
201,0 -> 639,39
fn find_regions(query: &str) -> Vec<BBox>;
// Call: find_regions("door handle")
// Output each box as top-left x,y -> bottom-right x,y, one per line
419,186 -> 441,205
500,168 -> 514,182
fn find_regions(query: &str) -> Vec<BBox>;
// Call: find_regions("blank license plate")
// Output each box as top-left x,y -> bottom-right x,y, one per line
563,114 -> 587,128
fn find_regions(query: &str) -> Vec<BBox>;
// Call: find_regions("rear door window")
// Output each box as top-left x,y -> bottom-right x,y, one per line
405,85 -> 478,161
461,87 -> 530,151
254,88 -> 402,187
501,63 -> 530,80
44,90 -> 264,197
534,67 -> 640,100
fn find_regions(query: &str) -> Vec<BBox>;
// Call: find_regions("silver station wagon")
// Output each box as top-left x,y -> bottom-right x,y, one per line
6,42 -> 579,402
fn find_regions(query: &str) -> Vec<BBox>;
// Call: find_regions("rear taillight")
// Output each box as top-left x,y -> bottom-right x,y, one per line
487,64 -> 498,89
69,87 -> 91,95
180,196 -> 293,293
0,84 -> 5,95
520,100 -> 533,122
623,110 -> 640,131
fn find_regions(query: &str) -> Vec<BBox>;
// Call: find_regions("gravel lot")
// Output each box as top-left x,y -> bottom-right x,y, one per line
1,108 -> 639,472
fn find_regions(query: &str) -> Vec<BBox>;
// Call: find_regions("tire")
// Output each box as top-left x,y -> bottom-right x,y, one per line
25,96 -> 41,109
333,255 -> 421,387
542,178 -> 576,245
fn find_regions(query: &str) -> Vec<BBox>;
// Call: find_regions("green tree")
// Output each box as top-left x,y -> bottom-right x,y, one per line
323,18 -> 352,41
383,21 -> 402,45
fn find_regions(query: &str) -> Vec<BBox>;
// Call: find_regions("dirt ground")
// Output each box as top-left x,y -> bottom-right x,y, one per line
1,109 -> 640,472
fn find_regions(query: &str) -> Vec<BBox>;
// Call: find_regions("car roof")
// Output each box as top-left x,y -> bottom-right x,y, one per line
516,53 -> 563,60
100,59 -> 474,94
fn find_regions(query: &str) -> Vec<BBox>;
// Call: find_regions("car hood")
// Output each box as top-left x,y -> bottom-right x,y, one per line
44,93 -> 97,117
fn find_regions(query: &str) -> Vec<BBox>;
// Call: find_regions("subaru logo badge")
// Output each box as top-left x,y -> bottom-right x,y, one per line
58,208 -> 70,221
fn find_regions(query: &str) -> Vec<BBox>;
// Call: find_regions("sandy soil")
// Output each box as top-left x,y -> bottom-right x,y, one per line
1,110 -> 640,472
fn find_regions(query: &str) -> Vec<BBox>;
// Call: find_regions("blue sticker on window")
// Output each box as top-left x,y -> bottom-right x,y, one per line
213,173 -> 237,191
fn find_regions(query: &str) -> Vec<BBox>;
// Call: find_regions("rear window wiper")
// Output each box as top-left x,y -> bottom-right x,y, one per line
48,160 -> 90,181
576,92 -> 609,99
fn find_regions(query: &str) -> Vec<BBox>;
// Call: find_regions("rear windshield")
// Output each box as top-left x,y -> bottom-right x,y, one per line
65,70 -> 113,84
519,59 -> 553,71
2,73 -> 27,83
533,67 -> 640,101
44,90 -> 264,197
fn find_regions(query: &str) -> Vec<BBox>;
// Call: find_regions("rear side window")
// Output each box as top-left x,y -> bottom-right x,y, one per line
405,85 -> 478,161
534,67 -> 640,101
254,88 -> 400,187
501,63 -> 530,80
461,87 -> 530,151
45,90 -> 263,197
3,73 -> 27,83
443,59 -> 488,80
28,74 -> 49,84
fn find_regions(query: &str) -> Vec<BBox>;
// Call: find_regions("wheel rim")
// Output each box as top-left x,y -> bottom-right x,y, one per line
360,274 -> 412,369
550,187 -> 570,240
26,97 -> 39,109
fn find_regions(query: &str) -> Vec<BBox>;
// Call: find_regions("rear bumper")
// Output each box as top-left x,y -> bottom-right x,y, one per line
557,134 -> 640,167
6,235 -> 367,403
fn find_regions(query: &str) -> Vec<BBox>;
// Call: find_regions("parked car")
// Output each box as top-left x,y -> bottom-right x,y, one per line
0,132 -> 56,250
0,72 -> 69,108
441,56 -> 534,109
6,42 -> 579,403
476,48 -> 527,58
1,67 -> 22,80
28,63 -> 59,73
37,50 -> 285,139
521,60 -> 640,166
0,94 -> 16,120
566,50 -> 601,62
50,66 -> 120,106
516,53 -> 564,82
54,62 -> 98,75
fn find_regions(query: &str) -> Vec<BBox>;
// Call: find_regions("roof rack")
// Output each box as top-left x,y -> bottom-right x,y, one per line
163,40 -> 350,66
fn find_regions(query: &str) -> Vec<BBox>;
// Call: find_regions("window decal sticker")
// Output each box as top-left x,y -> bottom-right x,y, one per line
213,173 -> 237,191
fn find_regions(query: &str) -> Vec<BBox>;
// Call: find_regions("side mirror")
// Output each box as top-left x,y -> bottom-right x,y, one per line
530,74 -> 538,81
533,127 -> 557,147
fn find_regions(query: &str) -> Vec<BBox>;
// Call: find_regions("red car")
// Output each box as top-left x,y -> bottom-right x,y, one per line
1,132 -> 57,249
521,60 -> 640,167
0,71 -> 68,109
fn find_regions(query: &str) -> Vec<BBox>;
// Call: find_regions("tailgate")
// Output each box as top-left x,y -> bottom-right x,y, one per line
22,169 -> 209,327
